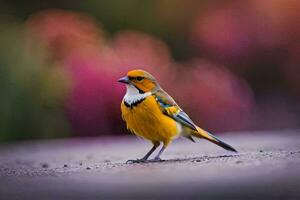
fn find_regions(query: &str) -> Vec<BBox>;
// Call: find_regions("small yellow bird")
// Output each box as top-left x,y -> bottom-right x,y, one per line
118,69 -> 237,163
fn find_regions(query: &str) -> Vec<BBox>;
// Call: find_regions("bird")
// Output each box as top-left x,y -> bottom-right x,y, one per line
118,69 -> 237,163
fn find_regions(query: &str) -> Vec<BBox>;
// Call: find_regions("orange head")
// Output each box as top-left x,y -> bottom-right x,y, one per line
118,69 -> 159,93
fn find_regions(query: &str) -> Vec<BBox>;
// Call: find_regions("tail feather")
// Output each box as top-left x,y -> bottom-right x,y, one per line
191,127 -> 237,153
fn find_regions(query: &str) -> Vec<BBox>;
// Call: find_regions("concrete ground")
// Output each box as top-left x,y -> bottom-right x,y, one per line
0,130 -> 300,200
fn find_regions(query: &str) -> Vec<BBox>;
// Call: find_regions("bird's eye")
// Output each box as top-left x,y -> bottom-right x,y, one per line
136,76 -> 144,81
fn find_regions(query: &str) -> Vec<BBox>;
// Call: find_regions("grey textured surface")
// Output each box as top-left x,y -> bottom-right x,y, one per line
1,130 -> 300,199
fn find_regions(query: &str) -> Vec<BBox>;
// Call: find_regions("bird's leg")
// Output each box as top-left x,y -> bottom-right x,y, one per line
152,146 -> 166,161
151,141 -> 170,162
126,142 -> 160,163
141,142 -> 160,160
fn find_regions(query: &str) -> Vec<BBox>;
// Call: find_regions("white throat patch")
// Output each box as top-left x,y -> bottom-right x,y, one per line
124,84 -> 151,105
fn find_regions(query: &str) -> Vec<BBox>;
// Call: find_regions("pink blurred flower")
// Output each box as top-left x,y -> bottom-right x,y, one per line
169,60 -> 254,132
63,54 -> 124,136
190,0 -> 300,64
26,9 -> 103,61
190,6 -> 252,62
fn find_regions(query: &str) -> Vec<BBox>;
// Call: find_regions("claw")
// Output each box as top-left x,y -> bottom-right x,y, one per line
126,159 -> 146,164
126,157 -> 165,164
148,157 -> 165,162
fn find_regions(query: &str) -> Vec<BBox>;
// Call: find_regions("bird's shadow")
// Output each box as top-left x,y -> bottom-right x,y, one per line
125,154 -> 240,165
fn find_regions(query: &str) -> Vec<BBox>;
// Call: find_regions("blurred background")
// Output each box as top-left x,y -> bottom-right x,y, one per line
0,0 -> 299,141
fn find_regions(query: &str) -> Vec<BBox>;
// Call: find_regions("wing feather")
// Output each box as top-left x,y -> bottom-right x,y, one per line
154,89 -> 198,131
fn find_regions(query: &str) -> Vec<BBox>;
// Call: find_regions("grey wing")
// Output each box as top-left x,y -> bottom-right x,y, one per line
174,110 -> 198,131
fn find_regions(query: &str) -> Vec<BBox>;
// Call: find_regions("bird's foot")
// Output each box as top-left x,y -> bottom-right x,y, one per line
126,158 -> 147,164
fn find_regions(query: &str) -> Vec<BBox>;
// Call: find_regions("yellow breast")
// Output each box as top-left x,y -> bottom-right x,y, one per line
121,95 -> 179,143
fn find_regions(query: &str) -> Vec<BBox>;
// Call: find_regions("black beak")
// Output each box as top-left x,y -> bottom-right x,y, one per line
118,76 -> 130,84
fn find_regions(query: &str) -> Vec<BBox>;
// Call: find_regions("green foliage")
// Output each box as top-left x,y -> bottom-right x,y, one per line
0,21 -> 70,141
